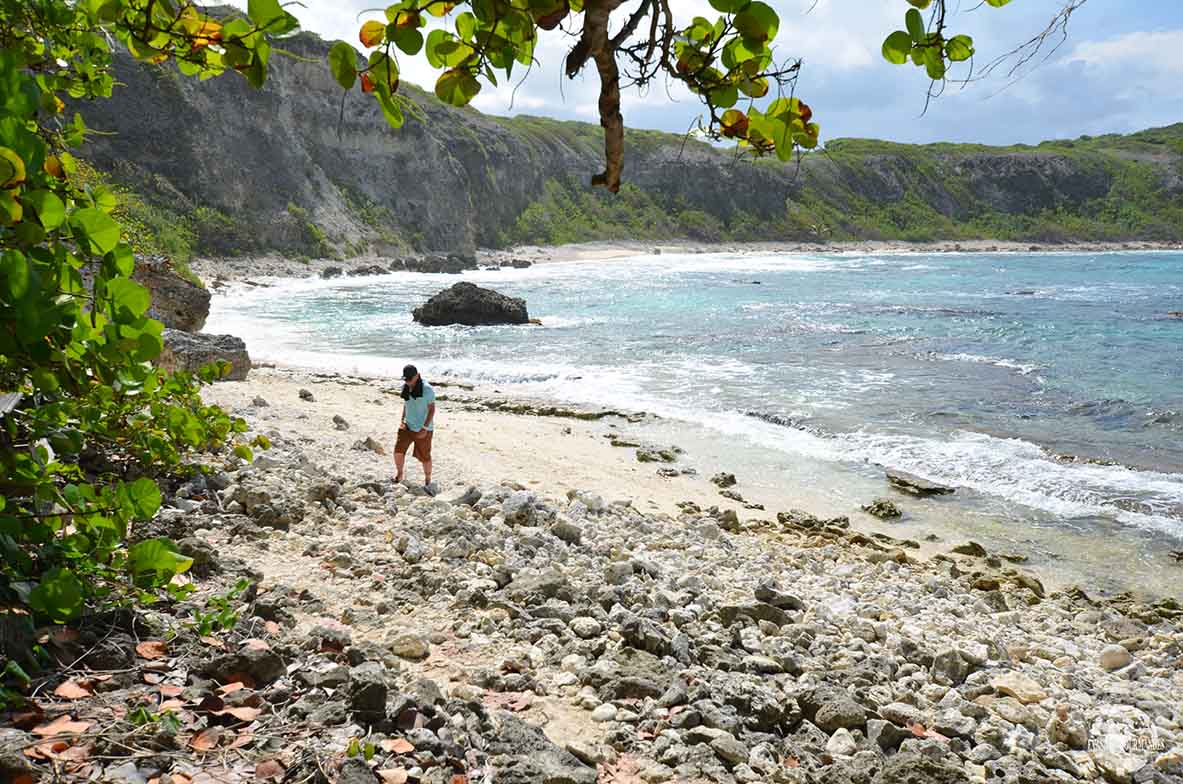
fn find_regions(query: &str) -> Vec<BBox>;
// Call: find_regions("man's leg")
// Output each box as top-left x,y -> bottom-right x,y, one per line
421,459 -> 432,486
394,451 -> 406,482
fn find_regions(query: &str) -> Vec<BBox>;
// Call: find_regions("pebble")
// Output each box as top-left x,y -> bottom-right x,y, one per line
1099,643 -> 1133,671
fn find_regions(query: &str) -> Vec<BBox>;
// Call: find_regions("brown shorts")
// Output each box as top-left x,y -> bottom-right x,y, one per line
395,427 -> 433,462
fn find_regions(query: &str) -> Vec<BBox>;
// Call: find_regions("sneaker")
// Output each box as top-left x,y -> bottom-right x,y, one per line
423,483 -> 437,497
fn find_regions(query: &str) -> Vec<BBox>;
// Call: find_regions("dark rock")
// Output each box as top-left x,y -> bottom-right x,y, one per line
871,752 -> 968,783
753,581 -> 805,610
413,282 -> 528,326
886,470 -> 955,496
134,256 -> 210,330
951,541 -> 988,558
298,388 -> 314,401
157,329 -> 250,381
867,718 -> 912,751
332,414 -> 349,430
348,662 -> 388,723
503,569 -> 570,604
711,472 -> 737,488
482,712 -> 597,783
321,266 -> 343,278
201,643 -> 286,686
863,498 -> 903,519
718,602 -> 791,627
351,436 -> 386,454
799,686 -> 867,733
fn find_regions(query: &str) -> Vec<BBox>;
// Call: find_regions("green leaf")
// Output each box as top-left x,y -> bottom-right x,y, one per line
377,92 -> 404,129
127,477 -> 162,518
107,278 -> 151,320
905,8 -> 926,44
434,68 -> 481,107
328,41 -> 357,90
233,444 -> 254,462
128,538 -> 193,585
708,0 -> 749,11
29,568 -> 84,623
248,0 -> 299,35
882,31 -> 913,65
0,250 -> 31,300
733,1 -> 779,43
71,207 -> 121,255
22,190 -> 65,229
946,34 -> 974,62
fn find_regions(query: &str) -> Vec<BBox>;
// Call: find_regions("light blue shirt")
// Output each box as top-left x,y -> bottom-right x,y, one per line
403,381 -> 435,432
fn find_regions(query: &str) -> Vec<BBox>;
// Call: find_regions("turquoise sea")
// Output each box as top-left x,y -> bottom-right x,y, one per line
208,251 -> 1183,598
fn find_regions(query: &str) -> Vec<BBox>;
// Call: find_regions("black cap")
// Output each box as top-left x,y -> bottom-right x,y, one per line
402,364 -> 418,381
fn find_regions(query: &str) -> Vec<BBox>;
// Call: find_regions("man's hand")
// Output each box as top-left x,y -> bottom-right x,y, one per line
399,421 -> 407,431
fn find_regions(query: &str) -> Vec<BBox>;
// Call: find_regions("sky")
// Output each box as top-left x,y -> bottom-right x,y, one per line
218,0 -> 1183,145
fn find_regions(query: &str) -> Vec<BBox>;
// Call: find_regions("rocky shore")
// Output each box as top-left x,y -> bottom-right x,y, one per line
188,239 -> 1183,283
7,368 -> 1180,784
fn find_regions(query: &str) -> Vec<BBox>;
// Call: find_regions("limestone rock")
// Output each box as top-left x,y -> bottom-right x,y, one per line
157,329 -> 250,381
413,282 -> 528,326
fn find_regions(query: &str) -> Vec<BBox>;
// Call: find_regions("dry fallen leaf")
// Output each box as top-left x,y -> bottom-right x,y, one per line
23,740 -> 69,759
53,680 -> 93,700
200,635 -> 226,649
450,776 -> 468,784
377,770 -> 408,784
189,727 -> 222,752
228,731 -> 255,750
256,758 -> 285,780
136,640 -> 168,660
142,672 -> 163,685
217,681 -> 245,695
264,620 -> 281,635
211,706 -> 261,722
159,685 -> 185,698
242,639 -> 270,651
159,699 -> 186,712
32,715 -> 93,737
380,738 -> 415,754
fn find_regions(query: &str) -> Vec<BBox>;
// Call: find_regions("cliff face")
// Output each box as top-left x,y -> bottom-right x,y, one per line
79,32 -> 1183,256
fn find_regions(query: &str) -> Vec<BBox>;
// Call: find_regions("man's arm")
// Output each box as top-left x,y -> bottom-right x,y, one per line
400,403 -> 406,429
422,402 -> 435,432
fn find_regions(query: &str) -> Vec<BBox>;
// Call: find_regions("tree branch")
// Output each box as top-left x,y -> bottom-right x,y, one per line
579,0 -> 627,192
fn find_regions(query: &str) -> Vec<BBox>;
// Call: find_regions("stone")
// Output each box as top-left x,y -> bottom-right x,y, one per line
157,329 -> 250,381
871,752 -> 968,783
709,732 -> 749,765
880,702 -> 922,727
868,719 -> 912,751
388,632 -> 430,660
348,661 -> 388,723
413,282 -> 529,326
131,255 -> 210,330
201,643 -> 285,686
711,472 -> 737,488
299,388 -> 315,401
827,727 -> 858,756
863,498 -> 903,519
951,541 -> 988,558
931,648 -> 973,686
1099,644 -> 1132,671
1154,748 -> 1183,774
570,617 -> 603,639
885,470 -> 955,496
753,582 -> 805,610
718,602 -> 791,627
591,703 -> 618,722
332,414 -> 349,430
502,491 -> 536,525
351,436 -> 386,454
251,396 -> 269,407
551,519 -> 582,545
990,672 -> 1048,704
801,687 -> 867,733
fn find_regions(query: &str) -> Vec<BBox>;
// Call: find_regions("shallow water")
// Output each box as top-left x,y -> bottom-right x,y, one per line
207,250 -> 1183,598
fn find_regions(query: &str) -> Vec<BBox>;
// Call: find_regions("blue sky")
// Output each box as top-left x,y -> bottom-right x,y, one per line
228,1 -> 1183,145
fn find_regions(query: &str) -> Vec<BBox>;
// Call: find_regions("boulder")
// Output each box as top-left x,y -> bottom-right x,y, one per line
157,329 -> 250,381
135,255 -> 210,331
412,282 -> 529,326
886,469 -> 955,496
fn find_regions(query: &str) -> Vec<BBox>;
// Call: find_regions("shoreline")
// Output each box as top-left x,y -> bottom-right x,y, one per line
211,365 -> 1179,605
189,238 -> 1183,283
187,364 -> 1183,782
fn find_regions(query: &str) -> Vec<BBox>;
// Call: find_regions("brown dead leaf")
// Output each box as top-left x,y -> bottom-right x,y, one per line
136,640 -> 168,660
172,774 -> 193,784
228,731 -> 255,749
32,715 -> 93,737
784,755 -> 800,768
211,706 -> 261,722
142,672 -> 163,685
189,727 -> 222,752
242,638 -> 270,651
200,635 -> 226,649
54,680 -> 93,700
256,758 -> 285,780
377,770 -> 409,784
217,681 -> 246,695
908,722 -> 927,737
264,620 -> 281,635
220,672 -> 256,689
380,738 -> 415,754
450,776 -> 468,784
159,699 -> 186,712
24,740 -> 69,759
159,685 -> 185,698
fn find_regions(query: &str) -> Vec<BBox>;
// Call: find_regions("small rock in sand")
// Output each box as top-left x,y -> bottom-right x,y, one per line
298,388 -> 315,401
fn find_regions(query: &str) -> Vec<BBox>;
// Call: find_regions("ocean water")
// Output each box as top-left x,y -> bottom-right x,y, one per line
207,251 -> 1183,597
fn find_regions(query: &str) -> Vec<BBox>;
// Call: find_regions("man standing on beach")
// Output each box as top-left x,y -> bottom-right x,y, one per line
394,364 -> 436,494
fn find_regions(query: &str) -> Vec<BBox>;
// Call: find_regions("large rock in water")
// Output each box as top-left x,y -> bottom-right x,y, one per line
413,282 -> 528,326
157,330 -> 250,381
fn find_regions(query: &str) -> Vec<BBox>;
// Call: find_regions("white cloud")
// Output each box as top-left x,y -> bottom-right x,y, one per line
1067,29 -> 1183,71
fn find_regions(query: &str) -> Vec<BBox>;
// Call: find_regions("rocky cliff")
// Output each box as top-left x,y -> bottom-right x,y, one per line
78,30 -> 1183,257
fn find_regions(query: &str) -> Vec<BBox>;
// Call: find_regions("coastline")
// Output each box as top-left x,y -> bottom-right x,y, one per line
188,238 -> 1183,283
191,364 -> 1183,781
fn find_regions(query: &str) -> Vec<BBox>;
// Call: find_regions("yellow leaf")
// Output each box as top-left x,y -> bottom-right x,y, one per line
359,20 -> 385,48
